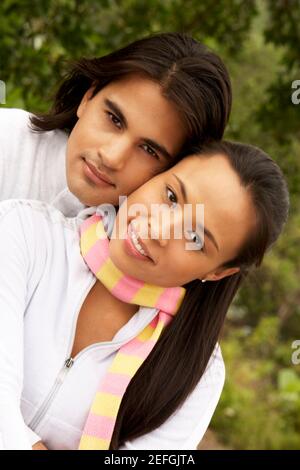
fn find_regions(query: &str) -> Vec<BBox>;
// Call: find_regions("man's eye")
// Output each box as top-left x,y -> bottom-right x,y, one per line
106,111 -> 122,129
166,186 -> 178,208
141,144 -> 159,159
186,231 -> 204,251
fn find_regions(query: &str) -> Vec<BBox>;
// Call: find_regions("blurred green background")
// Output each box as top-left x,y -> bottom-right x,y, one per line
1,0 -> 299,449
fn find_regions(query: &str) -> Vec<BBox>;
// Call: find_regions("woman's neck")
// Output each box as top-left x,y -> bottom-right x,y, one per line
93,279 -> 138,321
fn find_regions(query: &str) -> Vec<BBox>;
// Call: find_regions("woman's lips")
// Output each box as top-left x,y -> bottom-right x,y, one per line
82,159 -> 115,187
124,221 -> 153,262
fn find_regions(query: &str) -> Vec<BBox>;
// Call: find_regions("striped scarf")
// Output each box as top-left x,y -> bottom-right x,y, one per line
78,211 -> 186,450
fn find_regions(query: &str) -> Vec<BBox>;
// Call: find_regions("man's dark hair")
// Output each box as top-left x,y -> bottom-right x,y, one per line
31,32 -> 232,153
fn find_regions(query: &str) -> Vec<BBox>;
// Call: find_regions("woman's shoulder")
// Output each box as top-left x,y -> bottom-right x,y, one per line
119,343 -> 226,450
0,198 -> 99,238
205,342 -> 226,381
190,342 -> 225,394
0,198 -> 80,235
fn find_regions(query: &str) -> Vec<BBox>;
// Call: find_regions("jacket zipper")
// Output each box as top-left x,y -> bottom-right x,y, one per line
28,358 -> 74,429
27,276 -> 96,430
28,276 -> 156,431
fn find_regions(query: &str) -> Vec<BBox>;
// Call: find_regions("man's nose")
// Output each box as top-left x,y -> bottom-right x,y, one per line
98,138 -> 131,171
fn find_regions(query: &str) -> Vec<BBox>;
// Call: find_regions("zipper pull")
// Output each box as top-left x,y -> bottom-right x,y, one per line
57,358 -> 74,384
65,358 -> 74,369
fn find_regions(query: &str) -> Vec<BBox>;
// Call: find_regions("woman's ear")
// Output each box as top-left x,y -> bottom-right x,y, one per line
77,85 -> 96,118
201,266 -> 240,282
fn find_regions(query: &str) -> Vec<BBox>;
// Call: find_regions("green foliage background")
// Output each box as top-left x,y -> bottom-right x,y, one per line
1,0 -> 299,449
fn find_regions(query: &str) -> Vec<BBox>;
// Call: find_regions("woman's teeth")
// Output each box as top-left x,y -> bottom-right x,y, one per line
130,224 -> 148,257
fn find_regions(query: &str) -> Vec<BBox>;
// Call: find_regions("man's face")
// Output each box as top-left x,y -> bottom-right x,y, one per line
66,74 -> 187,206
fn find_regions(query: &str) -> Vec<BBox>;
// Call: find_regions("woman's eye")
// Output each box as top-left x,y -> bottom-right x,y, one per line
141,144 -> 159,160
166,186 -> 178,208
186,231 -> 204,251
107,111 -> 122,129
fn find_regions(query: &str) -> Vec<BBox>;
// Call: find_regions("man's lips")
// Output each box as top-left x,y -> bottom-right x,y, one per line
83,158 -> 115,186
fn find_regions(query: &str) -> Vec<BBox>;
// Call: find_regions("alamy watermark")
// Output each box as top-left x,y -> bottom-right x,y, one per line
0,80 -> 6,104
291,340 -> 300,365
291,80 -> 300,105
95,197 -> 205,251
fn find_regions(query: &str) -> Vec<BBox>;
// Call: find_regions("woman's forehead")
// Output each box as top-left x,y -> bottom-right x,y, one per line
169,154 -> 239,187
165,154 -> 254,234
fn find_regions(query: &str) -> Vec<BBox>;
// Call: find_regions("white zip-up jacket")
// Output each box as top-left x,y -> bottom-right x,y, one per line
0,107 -> 84,216
0,199 -> 225,450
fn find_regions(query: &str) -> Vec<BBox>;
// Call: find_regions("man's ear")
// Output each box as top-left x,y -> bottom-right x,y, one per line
201,266 -> 240,282
77,85 -> 96,118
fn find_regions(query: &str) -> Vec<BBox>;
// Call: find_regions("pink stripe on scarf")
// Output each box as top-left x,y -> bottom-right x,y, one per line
84,239 -> 108,273
121,337 -> 157,357
83,414 -> 115,440
155,287 -> 182,313
99,372 -> 132,395
148,313 -> 171,328
80,215 -> 100,234
111,275 -> 144,303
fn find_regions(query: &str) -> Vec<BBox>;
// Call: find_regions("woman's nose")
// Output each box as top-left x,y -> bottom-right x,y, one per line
149,210 -> 181,247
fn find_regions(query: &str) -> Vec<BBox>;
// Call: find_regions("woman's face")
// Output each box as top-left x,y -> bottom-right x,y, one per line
109,154 -> 257,287
66,74 -> 187,206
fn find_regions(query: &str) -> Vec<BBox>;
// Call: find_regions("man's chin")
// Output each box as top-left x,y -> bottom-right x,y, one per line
67,179 -> 101,207
75,192 -> 104,207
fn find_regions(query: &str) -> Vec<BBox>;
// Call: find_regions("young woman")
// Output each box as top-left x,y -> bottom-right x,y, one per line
0,32 -> 231,214
0,141 -> 289,450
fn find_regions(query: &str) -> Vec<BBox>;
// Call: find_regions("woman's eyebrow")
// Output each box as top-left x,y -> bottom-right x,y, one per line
172,173 -> 220,252
104,98 -> 173,162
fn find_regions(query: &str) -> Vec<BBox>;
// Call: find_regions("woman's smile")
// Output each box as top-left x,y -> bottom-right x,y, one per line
124,219 -> 154,262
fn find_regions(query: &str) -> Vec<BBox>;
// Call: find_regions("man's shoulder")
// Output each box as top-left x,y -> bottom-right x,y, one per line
0,107 -> 31,128
0,108 -> 37,149
0,107 -> 67,144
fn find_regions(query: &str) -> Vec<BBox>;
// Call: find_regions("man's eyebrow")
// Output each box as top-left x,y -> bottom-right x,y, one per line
143,138 -> 173,161
104,98 -> 173,162
172,173 -> 220,252
104,98 -> 127,127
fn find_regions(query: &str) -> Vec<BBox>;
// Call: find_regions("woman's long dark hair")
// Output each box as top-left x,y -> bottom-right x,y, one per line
30,32 -> 231,148
108,140 -> 290,449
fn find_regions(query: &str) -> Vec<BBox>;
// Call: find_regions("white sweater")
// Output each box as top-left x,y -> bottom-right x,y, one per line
0,199 -> 225,450
0,107 -> 84,216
